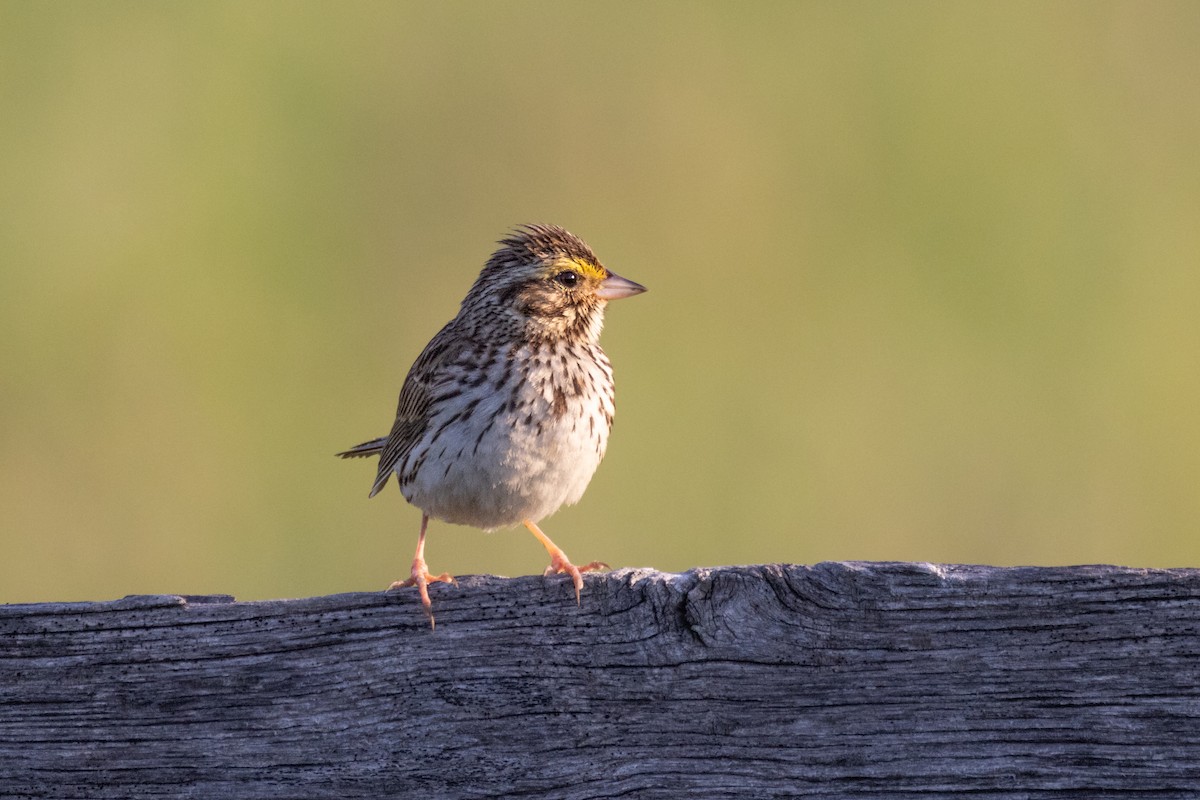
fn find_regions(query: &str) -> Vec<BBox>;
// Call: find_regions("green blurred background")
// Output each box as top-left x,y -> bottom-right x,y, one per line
3,2 -> 1199,604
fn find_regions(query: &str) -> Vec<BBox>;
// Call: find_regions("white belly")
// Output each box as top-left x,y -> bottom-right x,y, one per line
398,344 -> 613,530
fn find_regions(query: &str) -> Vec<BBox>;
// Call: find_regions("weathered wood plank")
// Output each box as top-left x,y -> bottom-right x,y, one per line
3,562 -> 1200,798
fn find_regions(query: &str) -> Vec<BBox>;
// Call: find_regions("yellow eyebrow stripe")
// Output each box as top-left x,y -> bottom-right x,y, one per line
558,257 -> 607,281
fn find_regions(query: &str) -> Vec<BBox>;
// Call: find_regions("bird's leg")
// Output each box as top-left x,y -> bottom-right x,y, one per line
388,513 -> 456,629
522,519 -> 608,605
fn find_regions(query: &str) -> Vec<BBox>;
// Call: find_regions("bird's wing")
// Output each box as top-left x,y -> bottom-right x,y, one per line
369,321 -> 460,497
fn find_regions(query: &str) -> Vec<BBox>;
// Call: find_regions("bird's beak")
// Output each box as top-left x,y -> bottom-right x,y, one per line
596,271 -> 647,301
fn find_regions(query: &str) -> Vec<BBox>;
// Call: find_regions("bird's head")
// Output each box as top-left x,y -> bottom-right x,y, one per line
461,224 -> 646,342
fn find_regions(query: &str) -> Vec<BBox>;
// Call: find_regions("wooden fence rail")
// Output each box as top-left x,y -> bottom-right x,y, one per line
3,562 -> 1200,798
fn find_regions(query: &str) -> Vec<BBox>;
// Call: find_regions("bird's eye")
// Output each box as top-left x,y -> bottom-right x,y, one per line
554,270 -> 579,288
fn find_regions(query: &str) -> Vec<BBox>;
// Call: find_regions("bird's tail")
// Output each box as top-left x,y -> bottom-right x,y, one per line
336,437 -> 387,459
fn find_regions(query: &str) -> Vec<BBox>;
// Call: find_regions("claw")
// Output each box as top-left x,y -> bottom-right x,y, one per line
524,519 -> 608,605
544,553 -> 609,604
388,558 -> 457,629
386,514 -> 456,629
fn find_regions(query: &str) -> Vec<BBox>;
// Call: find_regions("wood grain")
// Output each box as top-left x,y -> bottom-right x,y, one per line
3,562 -> 1200,798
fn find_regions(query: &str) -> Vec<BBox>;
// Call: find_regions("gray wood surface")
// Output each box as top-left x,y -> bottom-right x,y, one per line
3,562 -> 1200,799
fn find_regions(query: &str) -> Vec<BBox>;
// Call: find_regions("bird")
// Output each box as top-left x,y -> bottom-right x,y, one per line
338,224 -> 646,627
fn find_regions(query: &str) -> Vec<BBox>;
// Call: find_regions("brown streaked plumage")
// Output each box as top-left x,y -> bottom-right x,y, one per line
338,224 -> 646,628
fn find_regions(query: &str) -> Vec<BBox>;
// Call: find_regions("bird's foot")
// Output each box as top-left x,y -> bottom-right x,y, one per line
543,550 -> 609,605
387,557 -> 457,629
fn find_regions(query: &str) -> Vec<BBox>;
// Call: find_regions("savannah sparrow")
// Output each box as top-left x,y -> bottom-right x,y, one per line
338,224 -> 646,627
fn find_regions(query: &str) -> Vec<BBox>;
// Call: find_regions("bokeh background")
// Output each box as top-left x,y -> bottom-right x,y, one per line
3,2 -> 1199,604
